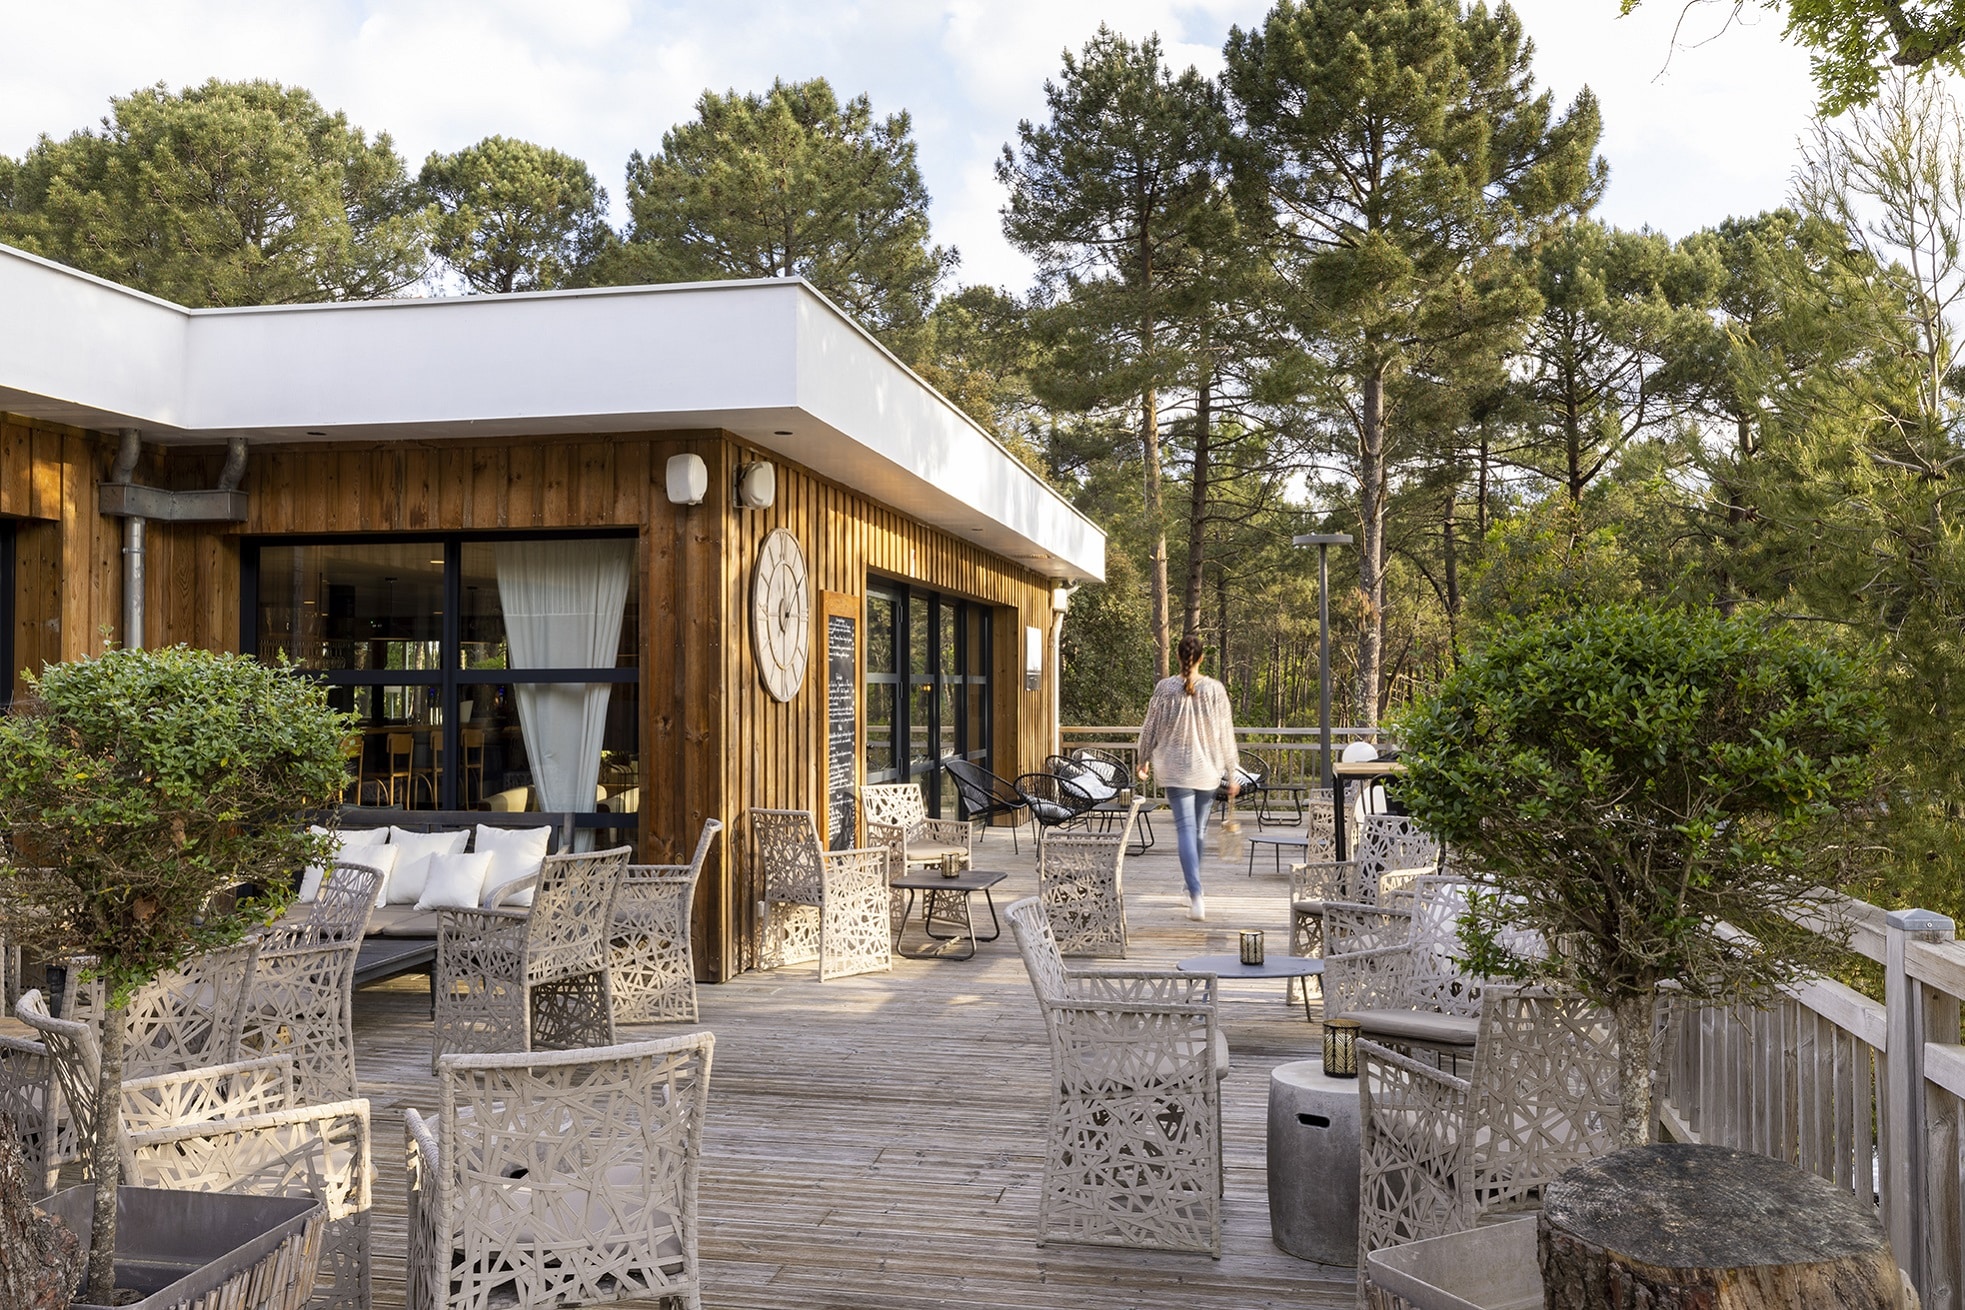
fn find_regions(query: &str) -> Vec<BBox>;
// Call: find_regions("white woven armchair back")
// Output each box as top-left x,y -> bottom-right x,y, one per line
525,846 -> 631,984
1006,897 -> 1070,1009
858,783 -> 929,831
1355,813 -> 1442,902
409,1032 -> 716,1310
62,941 -> 260,1079
751,809 -> 826,908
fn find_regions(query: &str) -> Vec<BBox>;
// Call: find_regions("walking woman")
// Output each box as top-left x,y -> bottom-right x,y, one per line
1135,632 -> 1240,921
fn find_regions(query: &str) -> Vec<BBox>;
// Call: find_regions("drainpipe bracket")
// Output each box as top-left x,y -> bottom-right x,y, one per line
98,483 -> 249,523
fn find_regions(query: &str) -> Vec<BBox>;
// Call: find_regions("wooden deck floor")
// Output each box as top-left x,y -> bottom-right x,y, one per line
349,827 -> 1357,1310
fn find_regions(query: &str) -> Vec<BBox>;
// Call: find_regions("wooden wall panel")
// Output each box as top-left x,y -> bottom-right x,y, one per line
0,418 -> 1069,981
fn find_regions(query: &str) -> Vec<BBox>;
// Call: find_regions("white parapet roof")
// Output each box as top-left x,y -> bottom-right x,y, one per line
0,243 -> 1105,582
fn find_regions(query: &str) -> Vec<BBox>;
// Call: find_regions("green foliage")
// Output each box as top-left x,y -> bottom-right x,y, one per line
1400,603 -> 1881,1009
1619,0 -> 1965,114
0,646 -> 351,1006
602,77 -> 954,347
1461,498 -> 1645,629
0,79 -> 428,306
420,136 -> 615,293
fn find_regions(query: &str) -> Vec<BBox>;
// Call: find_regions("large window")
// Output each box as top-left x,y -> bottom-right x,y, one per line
865,583 -> 991,816
244,533 -> 639,841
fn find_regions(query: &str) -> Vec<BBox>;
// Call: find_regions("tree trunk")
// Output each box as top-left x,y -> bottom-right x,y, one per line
0,1122 -> 80,1308
86,1001 -> 125,1303
1442,486 -> 1460,655
1356,365 -> 1387,727
1143,382 -> 1170,683
1613,991 -> 1654,1149
1540,1144 -> 1910,1310
1182,365 -> 1213,641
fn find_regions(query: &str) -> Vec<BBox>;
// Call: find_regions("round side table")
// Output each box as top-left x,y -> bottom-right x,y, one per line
1267,1056 -> 1361,1264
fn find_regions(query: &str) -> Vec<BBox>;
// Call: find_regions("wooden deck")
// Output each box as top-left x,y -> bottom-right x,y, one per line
347,829 -> 1356,1309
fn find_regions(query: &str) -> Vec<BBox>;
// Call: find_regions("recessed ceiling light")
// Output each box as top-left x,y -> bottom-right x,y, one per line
305,430 -> 326,436
773,430 -> 792,436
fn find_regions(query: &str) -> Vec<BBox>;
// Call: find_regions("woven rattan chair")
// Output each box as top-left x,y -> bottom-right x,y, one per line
62,940 -> 261,1080
612,818 -> 722,1023
1288,812 -> 1440,964
941,758 -> 1030,852
751,809 -> 892,981
405,1034 -> 715,1310
1357,985 -> 1622,1270
269,860 -> 384,950
432,846 -> 630,1069
1007,896 -> 1223,1257
243,863 -> 386,1104
0,1031 -> 65,1195
1035,802 -> 1142,958
127,1092 -> 375,1310
859,782 -> 974,874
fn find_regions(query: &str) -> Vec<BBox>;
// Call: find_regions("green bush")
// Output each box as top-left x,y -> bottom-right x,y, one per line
1398,603 -> 1880,1144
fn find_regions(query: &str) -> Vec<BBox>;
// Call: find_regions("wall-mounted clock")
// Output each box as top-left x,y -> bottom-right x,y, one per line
752,528 -> 810,702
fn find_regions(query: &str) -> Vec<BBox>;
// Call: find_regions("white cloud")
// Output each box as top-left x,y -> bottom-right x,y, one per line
0,0 -> 1854,294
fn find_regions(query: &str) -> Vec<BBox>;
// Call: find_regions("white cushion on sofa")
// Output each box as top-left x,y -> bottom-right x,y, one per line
416,851 -> 496,911
385,827 -> 470,906
299,825 -> 392,902
475,825 -> 553,908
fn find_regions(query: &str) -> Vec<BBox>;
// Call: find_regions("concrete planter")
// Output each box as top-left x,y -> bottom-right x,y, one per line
1363,1218 -> 1540,1310
37,1186 -> 325,1310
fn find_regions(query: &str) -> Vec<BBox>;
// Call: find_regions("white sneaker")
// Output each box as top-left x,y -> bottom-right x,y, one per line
1188,893 -> 1206,921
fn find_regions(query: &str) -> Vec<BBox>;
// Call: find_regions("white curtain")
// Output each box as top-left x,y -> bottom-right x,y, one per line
494,539 -> 633,825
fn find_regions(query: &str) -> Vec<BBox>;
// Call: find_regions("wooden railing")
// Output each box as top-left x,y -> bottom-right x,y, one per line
1657,895 -> 1962,1308
1059,725 -> 1386,790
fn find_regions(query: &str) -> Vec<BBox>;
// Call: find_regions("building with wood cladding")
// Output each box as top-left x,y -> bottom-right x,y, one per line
0,242 -> 1104,981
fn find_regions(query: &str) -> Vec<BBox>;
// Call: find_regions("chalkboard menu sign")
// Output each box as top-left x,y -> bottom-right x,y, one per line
822,594 -> 860,851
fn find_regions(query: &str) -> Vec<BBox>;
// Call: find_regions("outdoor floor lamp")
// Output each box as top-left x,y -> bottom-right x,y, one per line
1292,533 -> 1353,792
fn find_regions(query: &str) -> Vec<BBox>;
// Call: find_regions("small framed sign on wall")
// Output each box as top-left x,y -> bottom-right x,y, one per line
1025,624 -> 1043,691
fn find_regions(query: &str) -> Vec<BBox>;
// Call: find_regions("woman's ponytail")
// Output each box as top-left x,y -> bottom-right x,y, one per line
1177,632 -> 1205,696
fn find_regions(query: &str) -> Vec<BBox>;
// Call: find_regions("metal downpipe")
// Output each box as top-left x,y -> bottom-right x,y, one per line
116,429 -> 144,650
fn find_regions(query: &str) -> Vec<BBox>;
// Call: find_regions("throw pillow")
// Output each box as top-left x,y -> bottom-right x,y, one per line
299,824 -> 391,902
475,824 -> 554,908
416,851 -> 496,911
385,826 -> 471,906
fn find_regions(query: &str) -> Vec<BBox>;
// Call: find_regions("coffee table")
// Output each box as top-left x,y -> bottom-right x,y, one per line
1177,952 -> 1324,1021
889,869 -> 1008,960
1088,796 -> 1160,853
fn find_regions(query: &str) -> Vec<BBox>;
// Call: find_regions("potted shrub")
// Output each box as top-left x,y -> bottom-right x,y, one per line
0,646 -> 350,1306
1398,603 -> 1880,1147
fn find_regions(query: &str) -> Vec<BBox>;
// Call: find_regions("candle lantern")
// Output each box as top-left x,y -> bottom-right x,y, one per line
1239,930 -> 1264,966
940,852 -> 962,878
1323,1017 -> 1362,1078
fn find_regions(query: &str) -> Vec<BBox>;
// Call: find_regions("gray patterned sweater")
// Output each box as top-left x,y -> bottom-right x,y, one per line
1135,674 -> 1240,791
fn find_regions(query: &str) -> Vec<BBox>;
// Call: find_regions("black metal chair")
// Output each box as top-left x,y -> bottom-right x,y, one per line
1014,772 -> 1098,834
942,758 -> 1031,854
1045,754 -> 1122,805
1069,747 -> 1132,792
1218,751 -> 1270,804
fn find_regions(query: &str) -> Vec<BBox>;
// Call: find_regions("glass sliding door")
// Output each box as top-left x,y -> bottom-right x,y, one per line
863,582 -> 992,816
245,532 -> 639,845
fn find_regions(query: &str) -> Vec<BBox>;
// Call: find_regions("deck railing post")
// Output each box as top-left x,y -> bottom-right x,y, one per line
1885,906 -> 1954,1300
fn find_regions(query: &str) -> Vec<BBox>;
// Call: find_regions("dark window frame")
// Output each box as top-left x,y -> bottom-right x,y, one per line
865,579 -> 992,814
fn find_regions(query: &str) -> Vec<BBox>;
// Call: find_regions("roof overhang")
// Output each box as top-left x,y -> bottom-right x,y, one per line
0,243 -> 1104,582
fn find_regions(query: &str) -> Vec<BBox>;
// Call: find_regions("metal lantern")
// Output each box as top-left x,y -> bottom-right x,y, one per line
1238,929 -> 1265,966
1323,1017 -> 1362,1078
940,852 -> 962,878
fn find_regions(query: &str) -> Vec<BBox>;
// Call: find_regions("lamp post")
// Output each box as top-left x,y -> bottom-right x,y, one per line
1293,533 -> 1353,792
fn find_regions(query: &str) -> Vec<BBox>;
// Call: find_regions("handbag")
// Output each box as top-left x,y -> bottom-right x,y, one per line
1212,795 -> 1246,861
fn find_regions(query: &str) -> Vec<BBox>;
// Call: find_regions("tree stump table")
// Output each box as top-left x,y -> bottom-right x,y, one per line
1540,1143 -> 1913,1310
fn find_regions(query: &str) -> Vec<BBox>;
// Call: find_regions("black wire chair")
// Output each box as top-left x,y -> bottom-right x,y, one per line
942,758 -> 1031,854
1069,747 -> 1132,792
1014,772 -> 1098,835
1218,751 -> 1270,804
1045,754 -> 1122,805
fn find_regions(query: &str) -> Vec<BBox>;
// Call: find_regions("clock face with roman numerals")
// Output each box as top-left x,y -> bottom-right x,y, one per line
751,528 -> 810,703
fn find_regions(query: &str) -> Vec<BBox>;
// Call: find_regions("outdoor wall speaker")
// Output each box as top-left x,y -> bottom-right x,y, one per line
666,453 -> 708,506
735,461 -> 777,509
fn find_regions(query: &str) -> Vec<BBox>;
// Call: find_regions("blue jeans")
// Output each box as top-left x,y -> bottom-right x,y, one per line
1163,786 -> 1216,898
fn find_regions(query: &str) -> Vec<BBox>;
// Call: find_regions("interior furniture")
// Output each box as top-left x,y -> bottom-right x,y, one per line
859,782 -> 974,875
431,845 -> 630,1068
941,758 -> 1030,853
612,818 -> 722,1023
459,727 -> 485,807
751,809 -> 892,981
1357,985 -> 1622,1270
383,731 -> 415,809
1036,806 -> 1140,958
1007,896 -> 1224,1257
245,863 -> 386,1104
405,1033 -> 714,1310
888,868 -> 1007,960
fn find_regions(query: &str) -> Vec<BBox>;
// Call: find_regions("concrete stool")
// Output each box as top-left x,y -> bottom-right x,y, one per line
1267,1057 -> 1361,1264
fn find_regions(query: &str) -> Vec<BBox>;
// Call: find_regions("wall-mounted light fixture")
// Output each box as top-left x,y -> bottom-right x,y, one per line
735,461 -> 777,509
666,453 -> 708,506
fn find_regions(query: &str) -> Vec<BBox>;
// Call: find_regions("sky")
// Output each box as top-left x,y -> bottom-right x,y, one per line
0,0 -> 1825,294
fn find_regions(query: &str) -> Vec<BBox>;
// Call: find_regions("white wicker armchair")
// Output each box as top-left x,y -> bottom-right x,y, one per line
432,846 -> 630,1069
63,940 -> 261,1078
1035,801 -> 1142,958
244,863 -> 386,1104
1357,985 -> 1622,1270
1007,896 -> 1223,1258
0,1031 -> 65,1195
751,809 -> 892,980
859,782 -> 974,875
613,818 -> 722,1023
405,1034 -> 715,1310
1289,812 -> 1441,964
